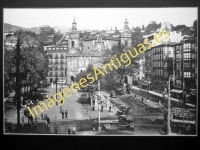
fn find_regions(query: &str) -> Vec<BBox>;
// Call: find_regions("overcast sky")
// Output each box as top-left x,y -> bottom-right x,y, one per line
4,8 -> 198,30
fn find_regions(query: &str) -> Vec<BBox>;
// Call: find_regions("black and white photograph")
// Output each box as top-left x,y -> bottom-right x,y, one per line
3,7 -> 198,136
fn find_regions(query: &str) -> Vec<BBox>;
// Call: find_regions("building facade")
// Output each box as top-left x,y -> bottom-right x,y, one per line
44,19 -> 121,84
121,17 -> 132,48
173,36 -> 196,99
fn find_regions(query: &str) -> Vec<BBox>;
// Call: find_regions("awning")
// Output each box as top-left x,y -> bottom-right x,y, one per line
170,89 -> 183,94
141,80 -> 151,85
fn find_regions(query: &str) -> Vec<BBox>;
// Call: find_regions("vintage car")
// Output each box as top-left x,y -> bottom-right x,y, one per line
97,115 -> 134,130
110,91 -> 117,98
117,105 -> 132,115
126,84 -> 132,94
115,87 -> 125,95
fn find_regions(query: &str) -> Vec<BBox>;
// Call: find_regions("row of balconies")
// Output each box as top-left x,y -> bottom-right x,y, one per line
49,56 -> 65,59
49,61 -> 66,65
48,74 -> 65,77
49,67 -> 65,71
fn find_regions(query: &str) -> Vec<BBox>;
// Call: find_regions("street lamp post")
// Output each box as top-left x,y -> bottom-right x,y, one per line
56,74 -> 58,105
166,75 -> 175,134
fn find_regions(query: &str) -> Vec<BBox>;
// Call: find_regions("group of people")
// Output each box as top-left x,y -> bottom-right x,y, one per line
109,105 -> 115,113
60,106 -> 68,119
54,123 -> 76,134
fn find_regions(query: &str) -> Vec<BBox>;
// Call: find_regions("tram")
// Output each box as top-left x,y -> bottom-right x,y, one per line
163,107 -> 196,135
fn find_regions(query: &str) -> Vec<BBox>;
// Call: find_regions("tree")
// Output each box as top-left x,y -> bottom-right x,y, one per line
101,45 -> 140,85
145,22 -> 160,34
53,30 -> 63,45
134,26 -> 141,32
4,30 -> 49,98
193,20 -> 197,37
142,25 -> 145,30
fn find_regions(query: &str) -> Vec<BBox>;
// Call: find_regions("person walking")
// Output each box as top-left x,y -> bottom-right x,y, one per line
41,112 -> 43,120
21,116 -> 24,127
72,125 -> 76,134
47,117 -> 50,127
35,116 -> 38,127
62,110 -> 64,119
43,111 -> 46,120
68,128 -> 71,134
109,105 -> 112,113
54,122 -> 58,134
60,106 -> 62,114
65,110 -> 68,118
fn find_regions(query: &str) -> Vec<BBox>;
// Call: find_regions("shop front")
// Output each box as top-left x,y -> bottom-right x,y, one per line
140,80 -> 151,90
170,89 -> 183,99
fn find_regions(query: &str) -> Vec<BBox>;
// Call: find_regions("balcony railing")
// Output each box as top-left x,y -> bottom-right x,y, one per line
60,67 -> 64,70
60,61 -> 64,65
60,56 -> 64,59
54,56 -> 59,59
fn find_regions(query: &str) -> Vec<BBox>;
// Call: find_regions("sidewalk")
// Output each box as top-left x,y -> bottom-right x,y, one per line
131,86 -> 195,108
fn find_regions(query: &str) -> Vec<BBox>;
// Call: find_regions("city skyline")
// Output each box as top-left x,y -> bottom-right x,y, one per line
4,8 -> 197,31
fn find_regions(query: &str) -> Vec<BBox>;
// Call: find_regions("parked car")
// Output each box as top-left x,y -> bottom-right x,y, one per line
110,91 -> 116,98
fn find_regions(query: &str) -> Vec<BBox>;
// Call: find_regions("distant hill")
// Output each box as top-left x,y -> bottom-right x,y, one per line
4,23 -> 40,34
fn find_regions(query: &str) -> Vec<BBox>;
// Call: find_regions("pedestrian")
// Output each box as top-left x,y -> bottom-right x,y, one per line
141,97 -> 144,103
65,110 -> 68,118
41,112 -> 43,120
60,106 -> 62,113
101,105 -> 103,112
35,116 -> 38,126
21,116 -> 24,127
62,110 -> 64,119
112,105 -> 115,112
24,109 -> 27,117
54,122 -> 58,134
72,125 -> 76,134
47,117 -> 50,127
43,111 -> 46,119
68,128 -> 71,134
109,105 -> 111,112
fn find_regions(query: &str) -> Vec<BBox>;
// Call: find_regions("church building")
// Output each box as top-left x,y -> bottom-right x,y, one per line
44,18 -> 132,84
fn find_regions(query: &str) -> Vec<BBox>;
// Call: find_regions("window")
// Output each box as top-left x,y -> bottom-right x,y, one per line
176,62 -> 181,68
183,43 -> 191,49
184,72 -> 191,78
184,62 -> 190,68
184,53 -> 191,60
176,53 -> 181,59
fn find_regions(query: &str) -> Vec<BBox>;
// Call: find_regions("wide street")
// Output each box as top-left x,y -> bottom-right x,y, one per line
4,83 -> 183,135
